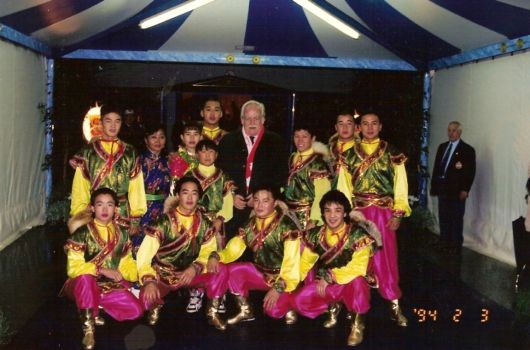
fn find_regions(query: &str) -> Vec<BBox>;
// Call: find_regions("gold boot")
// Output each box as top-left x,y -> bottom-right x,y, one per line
285,310 -> 298,325
206,298 -> 227,331
389,299 -> 408,327
148,305 -> 163,326
80,309 -> 95,350
323,303 -> 341,328
347,313 -> 365,346
227,295 -> 255,325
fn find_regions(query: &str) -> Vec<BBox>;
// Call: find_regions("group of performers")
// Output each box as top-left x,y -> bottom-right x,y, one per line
63,98 -> 411,349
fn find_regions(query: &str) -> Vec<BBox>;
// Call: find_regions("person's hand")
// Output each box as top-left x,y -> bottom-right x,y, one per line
316,278 -> 328,297
207,257 -> 219,274
175,266 -> 197,286
143,282 -> 160,305
263,288 -> 281,311
213,218 -> 224,233
459,191 -> 469,201
234,194 -> 247,210
246,195 -> 254,208
99,268 -> 123,282
128,224 -> 141,236
306,221 -> 316,230
386,217 -> 401,231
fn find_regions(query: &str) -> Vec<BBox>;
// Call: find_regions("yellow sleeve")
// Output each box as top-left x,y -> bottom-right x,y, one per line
279,238 -> 301,292
310,178 -> 331,224
70,168 -> 91,216
217,192 -> 234,222
300,246 -> 320,281
218,236 -> 247,264
393,163 -> 412,216
336,168 -> 353,207
118,250 -> 138,282
195,235 -> 218,270
331,246 -> 371,285
128,172 -> 147,217
67,249 -> 97,278
136,235 -> 160,284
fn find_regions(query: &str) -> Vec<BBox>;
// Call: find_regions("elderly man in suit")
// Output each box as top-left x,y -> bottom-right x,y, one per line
217,100 -> 288,238
430,121 -> 476,254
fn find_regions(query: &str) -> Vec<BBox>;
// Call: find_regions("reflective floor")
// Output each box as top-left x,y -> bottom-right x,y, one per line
5,227 -> 524,350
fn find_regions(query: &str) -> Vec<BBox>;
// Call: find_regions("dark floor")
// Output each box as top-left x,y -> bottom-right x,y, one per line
3,225 -> 526,350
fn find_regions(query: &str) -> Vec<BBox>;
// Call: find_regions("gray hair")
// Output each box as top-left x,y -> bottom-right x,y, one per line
240,100 -> 266,121
449,121 -> 462,133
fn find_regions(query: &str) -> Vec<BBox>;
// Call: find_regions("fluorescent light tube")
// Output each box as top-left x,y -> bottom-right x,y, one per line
140,0 -> 216,29
293,0 -> 360,39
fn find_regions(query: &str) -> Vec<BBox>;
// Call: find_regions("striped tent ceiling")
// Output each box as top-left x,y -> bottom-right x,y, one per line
1,0 -> 529,70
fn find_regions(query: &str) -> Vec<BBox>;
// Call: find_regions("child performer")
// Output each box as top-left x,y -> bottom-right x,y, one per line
284,123 -> 331,229
207,185 -> 301,325
168,121 -> 202,192
186,139 -> 236,313
137,177 -> 228,331
293,190 -> 380,347
200,97 -> 227,144
62,188 -> 144,350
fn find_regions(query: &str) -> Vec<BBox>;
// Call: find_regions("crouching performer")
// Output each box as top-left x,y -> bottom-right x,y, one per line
136,176 -> 228,330
61,188 -> 144,350
207,185 -> 301,325
293,190 -> 380,347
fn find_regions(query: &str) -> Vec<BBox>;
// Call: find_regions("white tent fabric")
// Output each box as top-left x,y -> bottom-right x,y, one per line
0,40 -> 47,250
428,51 -> 530,265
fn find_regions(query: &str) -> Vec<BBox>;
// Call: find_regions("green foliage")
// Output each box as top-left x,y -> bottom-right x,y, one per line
46,197 -> 71,224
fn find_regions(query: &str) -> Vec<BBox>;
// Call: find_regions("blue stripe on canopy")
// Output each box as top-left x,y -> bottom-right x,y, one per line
432,0 -> 530,39
346,0 -> 460,62
244,0 -> 327,57
0,0 -> 103,34
67,0 -> 190,52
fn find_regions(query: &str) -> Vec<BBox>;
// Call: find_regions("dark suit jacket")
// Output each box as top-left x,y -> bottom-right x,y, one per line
217,128 -> 288,196
430,139 -> 476,198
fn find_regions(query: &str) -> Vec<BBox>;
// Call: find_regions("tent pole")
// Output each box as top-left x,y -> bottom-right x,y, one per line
45,58 -> 54,207
288,92 -> 296,154
419,71 -> 433,207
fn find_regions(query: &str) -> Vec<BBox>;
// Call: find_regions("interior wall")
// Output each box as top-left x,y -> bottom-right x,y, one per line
429,51 -> 530,265
0,40 -> 47,250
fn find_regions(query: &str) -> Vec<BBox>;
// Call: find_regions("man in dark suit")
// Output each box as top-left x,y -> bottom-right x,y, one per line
217,100 -> 288,238
430,121 -> 476,253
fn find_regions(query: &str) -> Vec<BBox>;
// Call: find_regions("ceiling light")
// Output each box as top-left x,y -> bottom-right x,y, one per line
140,0 -> 216,29
293,0 -> 360,39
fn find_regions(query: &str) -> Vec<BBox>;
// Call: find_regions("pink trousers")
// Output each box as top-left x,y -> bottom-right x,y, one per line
63,274 -> 144,321
141,263 -> 229,310
358,205 -> 402,300
227,262 -> 292,319
292,276 -> 370,318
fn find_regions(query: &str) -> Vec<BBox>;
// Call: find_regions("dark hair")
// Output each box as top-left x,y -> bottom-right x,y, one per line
360,112 -> 381,123
144,122 -> 166,138
202,97 -> 222,110
252,184 -> 281,201
319,190 -> 352,224
175,120 -> 203,136
90,187 -> 119,206
175,176 -> 203,198
196,139 -> 218,152
100,103 -> 123,118
293,121 -> 315,136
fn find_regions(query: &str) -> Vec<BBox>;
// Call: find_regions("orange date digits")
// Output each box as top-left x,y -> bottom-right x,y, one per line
481,309 -> 489,323
452,309 -> 462,322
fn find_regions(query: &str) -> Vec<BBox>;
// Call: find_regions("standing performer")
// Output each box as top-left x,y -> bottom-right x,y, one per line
328,111 -> 360,205
134,123 -> 171,253
200,97 -> 227,144
207,185 -> 301,325
136,177 -> 227,331
351,113 -> 411,326
69,104 -> 147,233
168,120 -> 202,190
284,123 -> 331,229
62,188 -> 144,350
294,190 -> 379,346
